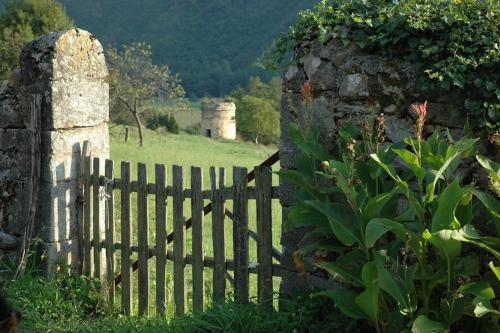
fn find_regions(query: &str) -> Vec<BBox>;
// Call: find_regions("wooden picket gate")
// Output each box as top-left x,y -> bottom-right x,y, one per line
79,154 -> 283,316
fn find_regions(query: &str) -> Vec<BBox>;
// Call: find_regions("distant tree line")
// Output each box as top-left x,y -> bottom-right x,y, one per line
0,0 -> 283,148
0,0 -> 72,80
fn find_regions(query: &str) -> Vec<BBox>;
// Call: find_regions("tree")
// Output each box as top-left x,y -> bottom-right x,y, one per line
0,0 -> 73,80
231,76 -> 281,144
236,95 -> 279,145
107,42 -> 184,146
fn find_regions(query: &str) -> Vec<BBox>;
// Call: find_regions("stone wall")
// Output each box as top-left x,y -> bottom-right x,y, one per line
201,99 -> 236,140
279,37 -> 470,297
0,28 -> 109,271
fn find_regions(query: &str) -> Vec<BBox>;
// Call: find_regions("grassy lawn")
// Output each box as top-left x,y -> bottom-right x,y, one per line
106,125 -> 282,316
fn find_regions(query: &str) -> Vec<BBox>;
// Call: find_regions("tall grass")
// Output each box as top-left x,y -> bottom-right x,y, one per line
3,261 -> 360,333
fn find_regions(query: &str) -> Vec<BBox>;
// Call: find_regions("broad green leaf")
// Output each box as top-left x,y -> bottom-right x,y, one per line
374,252 -> 416,317
371,154 -> 425,221
476,155 -> 500,179
423,229 -> 461,264
451,225 -> 500,260
431,181 -> 472,232
304,200 -> 362,246
455,256 -> 480,277
286,206 -> 328,232
453,138 -> 478,155
473,190 -> 500,220
316,261 -> 363,286
289,123 -> 329,161
365,218 -> 406,248
488,262 -> 500,281
411,315 -> 445,333
355,262 -> 379,326
459,281 -> 495,300
472,297 -> 500,317
316,290 -> 366,319
440,294 -> 465,325
392,148 -> 426,183
370,154 -> 402,184
426,139 -> 477,203
362,187 -> 399,223
426,152 -> 459,203
277,170 -> 324,200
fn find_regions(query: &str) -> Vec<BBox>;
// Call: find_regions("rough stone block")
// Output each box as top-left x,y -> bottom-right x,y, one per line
49,80 -> 109,129
0,86 -> 27,128
19,29 -> 109,130
310,61 -> 337,92
0,178 -> 31,236
384,115 -> 413,143
41,146 -> 109,183
279,175 -> 299,207
339,73 -> 369,99
38,179 -> 78,242
41,123 -> 109,157
38,177 -> 107,243
303,54 -> 321,78
0,129 -> 32,154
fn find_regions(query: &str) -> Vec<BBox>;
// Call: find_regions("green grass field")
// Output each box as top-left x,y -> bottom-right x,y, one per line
107,125 -> 282,316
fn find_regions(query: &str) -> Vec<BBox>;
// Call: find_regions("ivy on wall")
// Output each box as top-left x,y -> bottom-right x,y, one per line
264,0 -> 499,135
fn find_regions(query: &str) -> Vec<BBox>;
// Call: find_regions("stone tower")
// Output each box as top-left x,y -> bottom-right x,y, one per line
201,99 -> 236,140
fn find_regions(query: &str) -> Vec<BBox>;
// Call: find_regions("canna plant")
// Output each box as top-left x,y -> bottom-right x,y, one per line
282,101 -> 500,332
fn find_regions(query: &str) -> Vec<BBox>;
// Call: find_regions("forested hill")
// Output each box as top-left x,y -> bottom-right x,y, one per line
5,0 -> 317,97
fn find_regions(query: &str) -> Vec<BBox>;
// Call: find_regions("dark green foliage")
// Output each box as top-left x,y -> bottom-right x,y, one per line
231,77 -> 281,144
0,0 -> 73,79
15,0 -> 317,97
282,110 -> 500,331
146,113 -> 180,134
185,122 -> 202,136
266,0 -> 500,134
168,295 -> 363,333
167,114 -> 179,134
4,269 -> 104,332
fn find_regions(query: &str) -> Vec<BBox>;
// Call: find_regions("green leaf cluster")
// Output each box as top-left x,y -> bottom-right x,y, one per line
283,116 -> 500,332
266,0 -> 500,134
0,0 -> 73,80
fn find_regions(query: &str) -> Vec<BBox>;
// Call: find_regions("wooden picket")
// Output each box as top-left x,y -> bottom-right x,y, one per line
81,157 -> 282,317
191,167 -> 204,312
104,160 -> 115,303
173,165 -> 186,317
155,164 -> 167,314
120,161 -> 132,315
210,167 -> 226,304
233,167 -> 249,304
137,163 -> 149,315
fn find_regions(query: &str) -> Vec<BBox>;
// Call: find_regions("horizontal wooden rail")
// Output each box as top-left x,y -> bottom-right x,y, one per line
94,240 -> 286,277
94,175 -> 280,199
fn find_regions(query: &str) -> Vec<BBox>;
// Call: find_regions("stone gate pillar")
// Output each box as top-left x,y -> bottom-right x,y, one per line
17,28 -> 109,271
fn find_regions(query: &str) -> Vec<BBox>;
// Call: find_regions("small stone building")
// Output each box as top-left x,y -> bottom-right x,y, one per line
201,99 -> 236,140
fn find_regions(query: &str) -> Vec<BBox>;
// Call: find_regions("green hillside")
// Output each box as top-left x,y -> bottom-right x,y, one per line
0,0 -> 316,97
